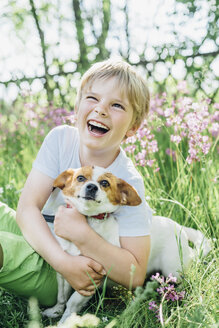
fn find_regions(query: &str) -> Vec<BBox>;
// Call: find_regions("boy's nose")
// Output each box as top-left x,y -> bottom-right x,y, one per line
95,106 -> 108,117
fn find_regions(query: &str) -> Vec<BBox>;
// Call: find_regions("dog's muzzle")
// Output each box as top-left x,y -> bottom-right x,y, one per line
85,183 -> 98,200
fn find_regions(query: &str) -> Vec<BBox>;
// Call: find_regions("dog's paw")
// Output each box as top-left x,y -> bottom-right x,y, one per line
58,310 -> 73,325
42,304 -> 65,318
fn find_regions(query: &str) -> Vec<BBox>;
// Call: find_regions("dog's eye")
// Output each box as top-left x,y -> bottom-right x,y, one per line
77,175 -> 87,182
100,180 -> 110,188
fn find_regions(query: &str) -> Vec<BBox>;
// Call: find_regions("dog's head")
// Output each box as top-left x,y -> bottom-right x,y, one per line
53,166 -> 141,217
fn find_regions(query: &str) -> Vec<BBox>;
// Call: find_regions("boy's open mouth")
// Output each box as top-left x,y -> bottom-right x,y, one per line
87,120 -> 109,135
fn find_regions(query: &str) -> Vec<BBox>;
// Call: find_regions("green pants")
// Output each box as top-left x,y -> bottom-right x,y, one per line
0,202 -> 58,306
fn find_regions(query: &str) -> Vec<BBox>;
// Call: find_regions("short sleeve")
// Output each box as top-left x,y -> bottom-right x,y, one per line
33,127 -> 60,179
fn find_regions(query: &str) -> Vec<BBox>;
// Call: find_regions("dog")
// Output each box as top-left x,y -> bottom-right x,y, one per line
42,166 -> 211,323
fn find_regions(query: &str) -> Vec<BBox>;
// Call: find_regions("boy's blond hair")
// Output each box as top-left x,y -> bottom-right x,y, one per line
76,58 -> 150,130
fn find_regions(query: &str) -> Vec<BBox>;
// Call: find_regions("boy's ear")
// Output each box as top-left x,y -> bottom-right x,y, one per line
53,169 -> 74,190
125,124 -> 139,138
117,179 -> 142,206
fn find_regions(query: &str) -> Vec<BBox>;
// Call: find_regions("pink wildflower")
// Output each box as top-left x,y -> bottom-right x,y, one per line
166,148 -> 176,161
29,120 -> 38,128
210,123 -> 219,137
124,145 -> 136,154
201,142 -> 211,155
148,140 -> 158,153
139,159 -> 146,166
146,159 -> 155,167
125,135 -> 137,144
164,107 -> 174,117
149,272 -> 186,323
151,272 -> 165,284
213,103 -> 219,110
149,301 -> 158,310
170,135 -> 182,144
135,150 -> 147,161
166,117 -> 174,127
167,273 -> 177,283
177,81 -> 189,94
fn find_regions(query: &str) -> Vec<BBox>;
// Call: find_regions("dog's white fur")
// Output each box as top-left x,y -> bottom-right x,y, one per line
42,166 -> 211,324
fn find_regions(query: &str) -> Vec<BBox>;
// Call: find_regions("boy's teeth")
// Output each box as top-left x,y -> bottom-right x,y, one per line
89,121 -> 108,130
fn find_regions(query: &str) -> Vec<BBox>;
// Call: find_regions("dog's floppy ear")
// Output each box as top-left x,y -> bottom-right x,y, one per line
53,169 -> 74,190
117,179 -> 141,206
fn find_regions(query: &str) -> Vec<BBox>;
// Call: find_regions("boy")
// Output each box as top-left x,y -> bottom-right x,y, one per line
0,59 -> 152,307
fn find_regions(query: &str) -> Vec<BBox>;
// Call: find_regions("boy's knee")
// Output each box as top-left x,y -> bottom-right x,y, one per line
0,242 -> 3,269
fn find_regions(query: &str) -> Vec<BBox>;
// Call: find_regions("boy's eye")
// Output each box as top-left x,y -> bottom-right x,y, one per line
113,103 -> 125,110
99,180 -> 110,188
77,175 -> 87,182
87,96 -> 97,101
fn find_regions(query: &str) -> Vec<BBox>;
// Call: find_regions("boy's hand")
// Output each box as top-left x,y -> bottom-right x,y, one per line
59,254 -> 106,296
54,203 -> 106,296
54,203 -> 90,245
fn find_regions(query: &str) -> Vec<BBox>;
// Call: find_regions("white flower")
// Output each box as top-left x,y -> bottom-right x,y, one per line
56,313 -> 100,328
102,316 -> 109,322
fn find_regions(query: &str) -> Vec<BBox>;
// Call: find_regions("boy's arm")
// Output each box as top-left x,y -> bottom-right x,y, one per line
54,205 -> 151,288
80,233 -> 150,288
16,168 -> 106,296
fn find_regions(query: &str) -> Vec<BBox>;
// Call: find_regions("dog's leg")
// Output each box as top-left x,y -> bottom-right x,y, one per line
58,291 -> 92,324
42,273 -> 72,318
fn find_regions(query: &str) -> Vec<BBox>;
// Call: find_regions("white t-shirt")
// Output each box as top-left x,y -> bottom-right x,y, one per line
33,125 -> 152,237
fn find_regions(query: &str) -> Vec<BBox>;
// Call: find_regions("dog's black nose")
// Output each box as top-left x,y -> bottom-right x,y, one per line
85,184 -> 98,199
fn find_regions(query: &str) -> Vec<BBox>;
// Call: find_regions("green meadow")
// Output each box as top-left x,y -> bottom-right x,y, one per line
0,87 -> 218,327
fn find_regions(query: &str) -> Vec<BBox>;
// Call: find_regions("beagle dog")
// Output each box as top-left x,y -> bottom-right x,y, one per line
42,166 -> 210,324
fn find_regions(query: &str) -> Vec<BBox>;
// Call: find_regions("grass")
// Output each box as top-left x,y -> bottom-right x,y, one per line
0,92 -> 218,327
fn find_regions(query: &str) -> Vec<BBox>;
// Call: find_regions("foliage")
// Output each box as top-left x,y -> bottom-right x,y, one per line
0,0 -> 218,106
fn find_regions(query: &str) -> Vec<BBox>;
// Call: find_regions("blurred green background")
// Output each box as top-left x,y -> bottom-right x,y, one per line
0,0 -> 218,108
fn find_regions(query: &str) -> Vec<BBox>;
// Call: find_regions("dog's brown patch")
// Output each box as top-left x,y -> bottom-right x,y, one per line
98,173 -> 141,206
53,169 -> 74,190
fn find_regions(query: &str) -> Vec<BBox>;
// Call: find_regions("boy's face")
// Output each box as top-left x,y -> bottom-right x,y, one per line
75,77 -> 136,156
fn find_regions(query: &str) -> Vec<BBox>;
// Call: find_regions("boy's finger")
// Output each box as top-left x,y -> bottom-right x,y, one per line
89,260 -> 106,275
93,280 -> 102,287
78,289 -> 96,297
85,284 -> 97,291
